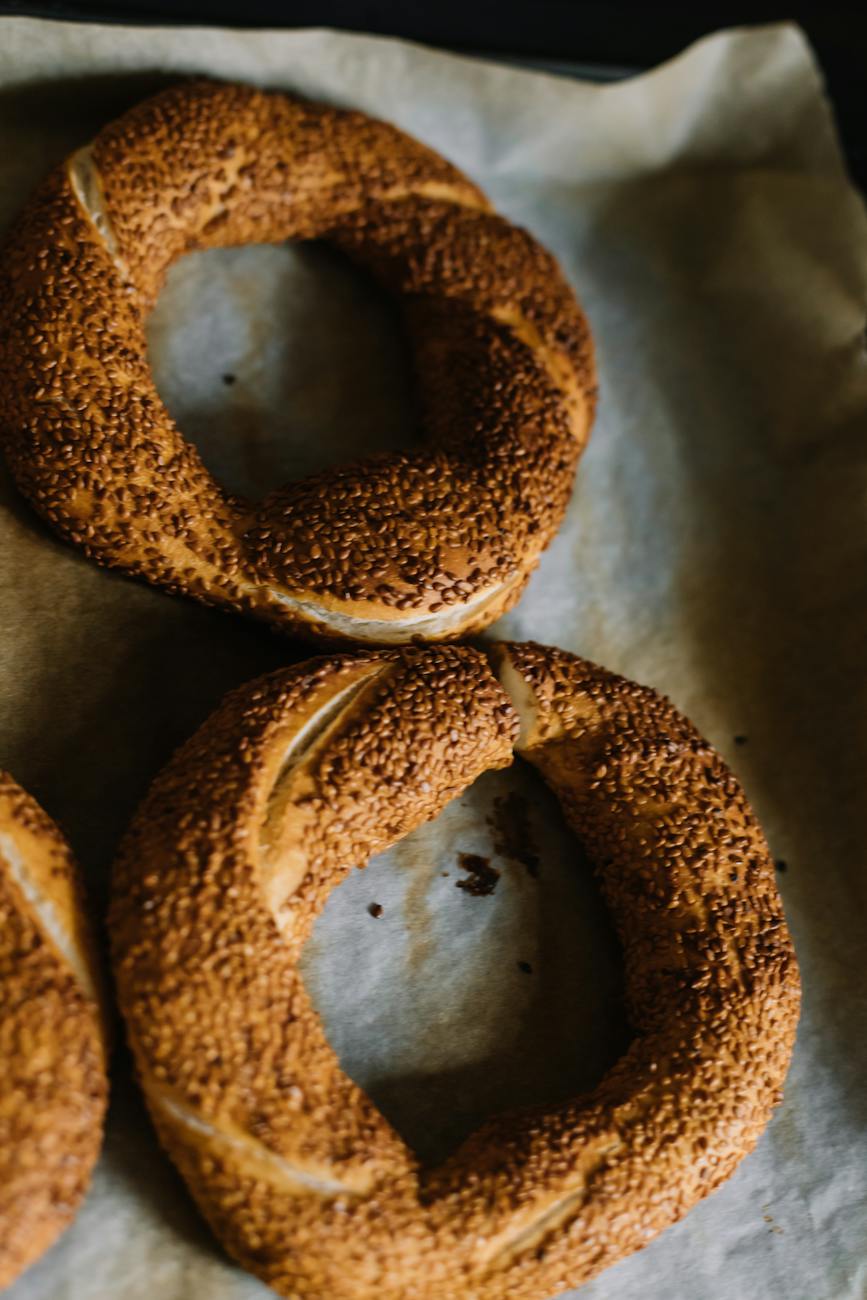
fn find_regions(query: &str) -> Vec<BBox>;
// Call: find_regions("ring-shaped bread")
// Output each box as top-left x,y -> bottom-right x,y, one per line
110,642 -> 799,1300
0,80 -> 595,645
0,773 -> 109,1288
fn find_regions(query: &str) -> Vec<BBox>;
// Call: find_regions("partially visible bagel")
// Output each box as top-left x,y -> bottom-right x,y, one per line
110,642 -> 798,1300
0,80 -> 596,645
0,773 -> 109,1289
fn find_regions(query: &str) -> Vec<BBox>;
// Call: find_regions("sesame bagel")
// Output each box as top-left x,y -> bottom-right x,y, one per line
0,80 -> 596,645
0,773 -> 109,1288
110,643 -> 798,1300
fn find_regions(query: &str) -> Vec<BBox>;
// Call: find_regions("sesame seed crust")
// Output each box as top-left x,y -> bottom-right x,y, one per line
110,642 -> 798,1300
0,80 -> 596,645
0,773 -> 109,1289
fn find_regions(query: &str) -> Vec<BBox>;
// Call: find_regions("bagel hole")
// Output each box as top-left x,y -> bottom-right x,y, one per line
146,242 -> 418,500
300,761 -> 630,1167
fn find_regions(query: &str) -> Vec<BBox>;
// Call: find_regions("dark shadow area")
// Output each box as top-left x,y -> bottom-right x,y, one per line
0,69 -> 183,141
102,1044 -> 227,1260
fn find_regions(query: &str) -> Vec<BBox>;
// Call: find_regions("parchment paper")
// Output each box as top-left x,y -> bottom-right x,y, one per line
1,17 -> 866,1300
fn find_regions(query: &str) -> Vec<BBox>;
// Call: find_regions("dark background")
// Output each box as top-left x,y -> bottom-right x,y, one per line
0,3 -> 865,185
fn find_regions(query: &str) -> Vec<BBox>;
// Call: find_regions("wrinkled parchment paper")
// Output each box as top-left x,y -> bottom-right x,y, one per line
2,17 -> 866,1300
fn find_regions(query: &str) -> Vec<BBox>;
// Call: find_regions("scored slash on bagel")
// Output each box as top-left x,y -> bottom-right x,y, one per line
0,773 -> 109,1289
110,641 -> 799,1300
0,80 -> 596,645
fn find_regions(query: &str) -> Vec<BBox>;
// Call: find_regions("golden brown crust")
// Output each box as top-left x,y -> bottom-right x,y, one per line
110,643 -> 798,1299
0,773 -> 109,1289
0,80 -> 596,645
